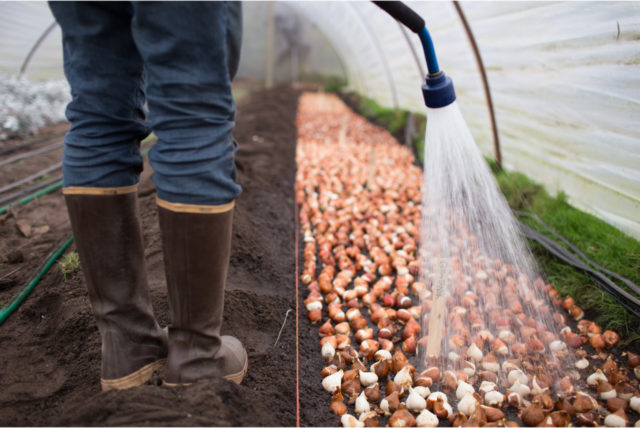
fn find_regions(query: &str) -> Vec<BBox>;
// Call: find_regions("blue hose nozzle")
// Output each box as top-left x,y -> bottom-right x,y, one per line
422,72 -> 456,108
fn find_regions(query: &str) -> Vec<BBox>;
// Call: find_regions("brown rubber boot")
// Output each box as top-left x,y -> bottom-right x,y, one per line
157,198 -> 248,385
64,185 -> 168,391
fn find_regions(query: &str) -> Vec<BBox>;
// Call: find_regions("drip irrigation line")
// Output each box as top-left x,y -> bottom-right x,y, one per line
0,138 -> 157,216
0,131 -> 66,156
516,210 -> 640,296
517,220 -> 640,318
0,174 -> 63,207
0,236 -> 74,325
0,141 -> 63,168
0,162 -> 62,196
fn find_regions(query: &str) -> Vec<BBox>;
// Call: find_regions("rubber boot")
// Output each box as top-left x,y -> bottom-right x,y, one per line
157,198 -> 248,385
64,185 -> 168,391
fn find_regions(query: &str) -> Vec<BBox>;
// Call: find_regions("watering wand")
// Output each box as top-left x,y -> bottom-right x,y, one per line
373,1 -> 456,109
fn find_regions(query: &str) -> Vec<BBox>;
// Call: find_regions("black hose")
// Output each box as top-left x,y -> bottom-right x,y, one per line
372,1 -> 425,34
517,219 -> 640,318
516,211 -> 640,296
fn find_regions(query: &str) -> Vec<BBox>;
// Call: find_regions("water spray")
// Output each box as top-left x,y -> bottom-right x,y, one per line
374,1 -> 566,377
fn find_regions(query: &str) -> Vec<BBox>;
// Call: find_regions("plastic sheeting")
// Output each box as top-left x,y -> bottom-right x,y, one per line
0,1 -> 639,239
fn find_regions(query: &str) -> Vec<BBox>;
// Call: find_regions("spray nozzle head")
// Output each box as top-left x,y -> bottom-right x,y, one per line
422,71 -> 456,108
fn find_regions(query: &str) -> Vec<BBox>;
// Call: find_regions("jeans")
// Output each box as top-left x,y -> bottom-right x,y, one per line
49,1 -> 243,205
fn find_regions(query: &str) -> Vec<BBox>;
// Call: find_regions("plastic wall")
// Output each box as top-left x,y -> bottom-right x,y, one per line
0,1 -> 638,239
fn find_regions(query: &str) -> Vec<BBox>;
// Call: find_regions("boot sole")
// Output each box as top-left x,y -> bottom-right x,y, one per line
101,359 -> 167,391
163,358 -> 248,387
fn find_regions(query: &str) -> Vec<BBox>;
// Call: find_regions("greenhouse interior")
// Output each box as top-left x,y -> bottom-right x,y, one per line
1,1 -> 639,427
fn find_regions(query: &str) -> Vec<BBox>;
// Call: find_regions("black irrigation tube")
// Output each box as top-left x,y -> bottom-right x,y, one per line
0,131 -> 67,156
0,174 -> 63,207
0,141 -> 64,168
516,213 -> 640,318
0,162 -> 62,196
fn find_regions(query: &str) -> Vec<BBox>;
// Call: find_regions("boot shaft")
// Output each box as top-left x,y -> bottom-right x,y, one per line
64,186 -> 167,384
158,199 -> 246,384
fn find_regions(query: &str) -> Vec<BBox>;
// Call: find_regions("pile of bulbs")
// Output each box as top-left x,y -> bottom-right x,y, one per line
296,93 -> 640,427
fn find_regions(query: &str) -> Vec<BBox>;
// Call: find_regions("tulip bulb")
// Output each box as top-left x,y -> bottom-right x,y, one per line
485,390 -> 505,406
597,380 -> 617,400
389,408 -> 416,427
575,358 -> 589,370
406,387 -> 427,413
604,409 -> 628,427
341,413 -> 365,428
457,393 -> 478,417
394,365 -> 413,389
359,370 -> 378,387
520,405 -> 545,427
549,340 -> 567,353
380,391 -> 400,416
355,391 -> 370,415
466,343 -> 483,362
364,382 -> 380,404
531,376 -> 549,395
358,411 -> 379,427
629,396 -> 640,413
573,391 -> 597,413
375,349 -> 392,361
507,369 -> 528,386
456,381 -> 475,400
586,369 -> 608,386
322,369 -> 344,393
510,379 -> 531,398
413,385 -> 430,399
415,409 -> 438,427
427,391 -> 447,407
322,342 -> 336,359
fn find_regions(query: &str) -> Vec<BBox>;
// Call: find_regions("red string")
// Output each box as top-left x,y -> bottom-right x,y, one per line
294,196 -> 301,427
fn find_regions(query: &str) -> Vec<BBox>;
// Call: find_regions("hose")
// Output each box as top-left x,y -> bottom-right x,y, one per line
372,1 -> 440,74
0,236 -> 74,325
373,1 -> 454,107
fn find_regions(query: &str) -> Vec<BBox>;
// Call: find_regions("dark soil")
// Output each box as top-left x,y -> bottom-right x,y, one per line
0,86 -> 302,426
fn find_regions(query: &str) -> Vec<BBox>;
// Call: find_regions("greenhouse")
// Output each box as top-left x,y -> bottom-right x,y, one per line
0,2 -> 639,426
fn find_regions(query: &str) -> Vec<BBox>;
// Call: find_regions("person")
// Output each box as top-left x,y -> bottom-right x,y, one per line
48,1 -> 247,390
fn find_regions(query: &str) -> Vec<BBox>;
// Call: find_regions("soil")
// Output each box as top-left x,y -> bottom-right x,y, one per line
0,85 -> 304,426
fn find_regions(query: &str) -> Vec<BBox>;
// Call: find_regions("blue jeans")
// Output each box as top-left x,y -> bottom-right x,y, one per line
49,1 -> 243,205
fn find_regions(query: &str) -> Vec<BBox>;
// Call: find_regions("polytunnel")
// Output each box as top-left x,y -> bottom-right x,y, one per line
2,2 -> 640,427
2,1 -> 639,239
